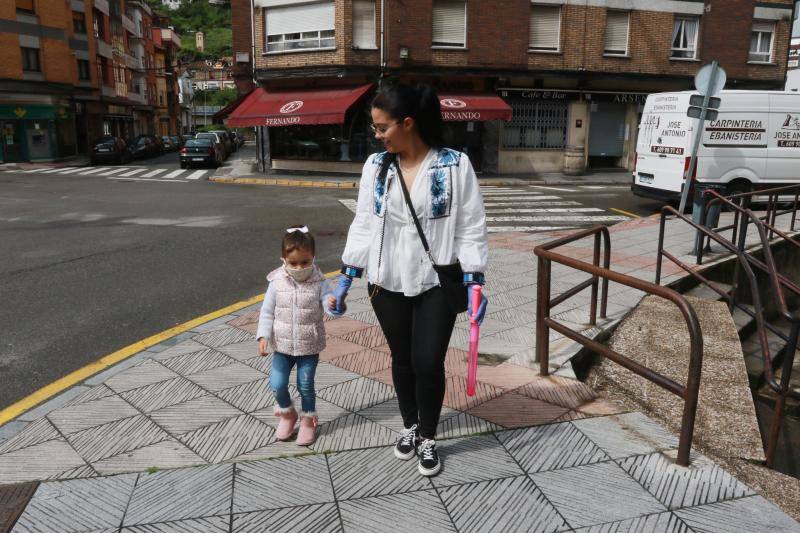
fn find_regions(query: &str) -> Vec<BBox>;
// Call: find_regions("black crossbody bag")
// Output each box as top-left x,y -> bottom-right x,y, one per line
394,161 -> 468,314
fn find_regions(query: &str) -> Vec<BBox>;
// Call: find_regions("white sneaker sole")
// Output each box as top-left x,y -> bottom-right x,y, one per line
418,461 -> 441,476
394,446 -> 416,460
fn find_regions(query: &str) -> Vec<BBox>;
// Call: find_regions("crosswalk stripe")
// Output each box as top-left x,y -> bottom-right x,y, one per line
485,207 -> 605,214
99,167 -> 132,176
481,191 -> 542,195
118,168 -> 147,177
141,168 -> 167,178
42,167 -> 75,174
57,167 -> 87,174
483,196 -> 562,201
24,167 -> 45,172
530,185 -> 577,193
162,169 -> 186,179
487,215 -> 630,222
487,226 -> 577,233
184,170 -> 207,180
482,201 -> 580,207
79,167 -> 111,175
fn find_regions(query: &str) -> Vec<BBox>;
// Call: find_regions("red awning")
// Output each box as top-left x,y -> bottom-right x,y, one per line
439,94 -> 513,122
227,84 -> 374,127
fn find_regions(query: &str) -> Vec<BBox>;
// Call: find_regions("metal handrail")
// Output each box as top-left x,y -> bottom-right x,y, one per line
655,202 -> 800,468
535,225 -> 703,467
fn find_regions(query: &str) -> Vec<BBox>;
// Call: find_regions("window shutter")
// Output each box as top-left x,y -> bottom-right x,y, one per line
604,10 -> 629,54
432,0 -> 466,46
752,20 -> 774,33
266,2 -> 335,36
529,5 -> 560,50
16,0 -> 34,11
353,0 -> 375,49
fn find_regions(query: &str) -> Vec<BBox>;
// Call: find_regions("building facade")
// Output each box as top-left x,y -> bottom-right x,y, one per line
0,0 -> 183,163
230,0 -> 792,175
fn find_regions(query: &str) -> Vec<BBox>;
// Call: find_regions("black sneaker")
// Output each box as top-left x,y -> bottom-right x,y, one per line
417,439 -> 441,476
394,424 -> 419,460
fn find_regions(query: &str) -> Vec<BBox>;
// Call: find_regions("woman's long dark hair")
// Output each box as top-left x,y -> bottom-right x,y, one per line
371,83 -> 444,148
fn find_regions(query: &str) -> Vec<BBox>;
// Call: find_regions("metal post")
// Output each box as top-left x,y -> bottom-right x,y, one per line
590,232 -> 600,326
679,61 -> 720,214
535,257 -> 551,376
765,321 -> 798,468
655,212 -> 667,285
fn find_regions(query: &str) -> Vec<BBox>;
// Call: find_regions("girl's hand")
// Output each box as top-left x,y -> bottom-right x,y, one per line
258,338 -> 269,356
327,296 -> 337,311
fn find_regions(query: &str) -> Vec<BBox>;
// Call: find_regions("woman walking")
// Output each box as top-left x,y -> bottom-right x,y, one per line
332,83 -> 488,476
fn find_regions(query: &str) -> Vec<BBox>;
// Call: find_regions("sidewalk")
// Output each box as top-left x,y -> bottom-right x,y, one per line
1,215 -> 799,531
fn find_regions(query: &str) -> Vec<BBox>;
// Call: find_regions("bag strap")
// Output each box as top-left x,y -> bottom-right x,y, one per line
395,162 -> 437,266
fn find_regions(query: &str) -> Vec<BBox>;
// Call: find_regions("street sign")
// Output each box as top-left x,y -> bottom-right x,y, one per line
689,94 -> 721,108
687,106 -> 719,120
695,63 -> 726,97
679,61 -> 728,214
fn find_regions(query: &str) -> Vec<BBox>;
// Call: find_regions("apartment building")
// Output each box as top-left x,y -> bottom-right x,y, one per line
229,0 -> 792,175
0,0 -> 183,163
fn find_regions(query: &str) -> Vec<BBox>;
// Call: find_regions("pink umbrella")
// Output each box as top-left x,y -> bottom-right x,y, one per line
467,284 -> 482,396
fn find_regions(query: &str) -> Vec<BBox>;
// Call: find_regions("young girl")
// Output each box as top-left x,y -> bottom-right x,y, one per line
256,225 -> 339,446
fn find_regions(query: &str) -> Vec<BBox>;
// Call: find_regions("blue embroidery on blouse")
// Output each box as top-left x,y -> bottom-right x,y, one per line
372,152 -> 389,215
430,168 -> 449,218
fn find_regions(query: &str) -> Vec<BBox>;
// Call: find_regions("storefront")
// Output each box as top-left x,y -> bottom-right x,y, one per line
498,88 -> 647,175
0,104 -> 76,163
227,84 -> 512,174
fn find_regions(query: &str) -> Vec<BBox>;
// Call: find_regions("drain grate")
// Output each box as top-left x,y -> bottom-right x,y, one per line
0,481 -> 39,533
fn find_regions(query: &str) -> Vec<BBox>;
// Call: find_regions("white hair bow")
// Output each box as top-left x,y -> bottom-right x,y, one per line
286,226 -> 309,234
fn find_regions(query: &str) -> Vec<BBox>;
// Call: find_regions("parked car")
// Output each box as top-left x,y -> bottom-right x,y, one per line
90,136 -> 132,165
129,134 -> 161,159
209,130 -> 235,154
161,136 -> 177,152
195,132 -> 227,159
180,138 -> 222,168
170,135 -> 183,149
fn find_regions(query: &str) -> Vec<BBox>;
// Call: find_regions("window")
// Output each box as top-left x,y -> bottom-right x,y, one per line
432,0 -> 466,47
353,0 -> 376,49
672,16 -> 699,59
21,47 -> 40,72
93,10 -> 103,39
502,100 -> 568,149
529,5 -> 560,51
77,59 -> 90,80
749,21 -> 774,63
265,2 -> 335,53
604,10 -> 629,55
16,0 -> 34,13
73,12 -> 86,34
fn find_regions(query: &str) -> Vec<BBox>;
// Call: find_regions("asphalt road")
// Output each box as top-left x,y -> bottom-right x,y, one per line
0,166 -> 661,410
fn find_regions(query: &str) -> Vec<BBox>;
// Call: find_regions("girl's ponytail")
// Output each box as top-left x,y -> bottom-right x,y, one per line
372,82 -> 445,149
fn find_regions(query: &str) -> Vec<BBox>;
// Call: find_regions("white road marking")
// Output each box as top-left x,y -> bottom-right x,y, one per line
487,226 -> 578,233
78,167 -> 111,175
184,170 -> 207,180
578,185 -> 608,189
485,207 -> 605,214
118,168 -> 148,177
481,190 -> 542,195
487,215 -> 630,222
107,177 -> 188,182
141,168 -> 167,178
482,201 -> 580,206
99,167 -> 132,176
339,199 -> 358,213
57,167 -> 88,174
530,185 -> 577,193
23,167 -> 46,172
483,195 -> 563,201
42,167 -> 75,174
162,169 -> 186,179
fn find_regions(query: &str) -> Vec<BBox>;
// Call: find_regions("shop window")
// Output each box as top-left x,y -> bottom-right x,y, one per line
749,21 -> 774,63
73,12 -> 86,34
77,59 -> 91,80
604,10 -> 629,55
21,47 -> 40,72
529,5 -> 560,52
432,0 -> 466,47
265,2 -> 335,53
671,16 -> 698,59
353,0 -> 376,49
502,100 -> 568,150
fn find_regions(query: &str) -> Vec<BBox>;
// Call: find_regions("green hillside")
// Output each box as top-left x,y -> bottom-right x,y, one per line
146,0 -> 232,59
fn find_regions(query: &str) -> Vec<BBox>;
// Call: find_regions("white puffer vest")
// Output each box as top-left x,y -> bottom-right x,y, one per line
267,265 -> 327,356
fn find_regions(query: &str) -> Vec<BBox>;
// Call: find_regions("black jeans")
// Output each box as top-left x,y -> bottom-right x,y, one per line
369,284 -> 457,439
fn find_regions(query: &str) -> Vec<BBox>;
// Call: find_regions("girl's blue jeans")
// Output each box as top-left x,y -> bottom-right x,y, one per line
270,352 -> 319,413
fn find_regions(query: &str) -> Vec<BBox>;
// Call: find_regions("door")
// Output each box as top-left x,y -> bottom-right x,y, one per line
1,121 -> 23,162
589,102 -> 626,158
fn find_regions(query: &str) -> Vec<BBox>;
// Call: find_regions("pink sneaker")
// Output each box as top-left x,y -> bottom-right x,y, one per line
296,413 -> 318,446
274,406 -> 298,441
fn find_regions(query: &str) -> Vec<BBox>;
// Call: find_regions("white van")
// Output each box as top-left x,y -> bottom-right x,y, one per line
632,90 -> 800,202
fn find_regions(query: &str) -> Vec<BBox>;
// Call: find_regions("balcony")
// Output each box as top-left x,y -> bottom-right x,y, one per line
125,54 -> 143,70
159,28 -> 182,49
101,85 -> 116,98
94,0 -> 109,16
96,40 -> 113,59
128,92 -> 146,105
122,14 -> 137,35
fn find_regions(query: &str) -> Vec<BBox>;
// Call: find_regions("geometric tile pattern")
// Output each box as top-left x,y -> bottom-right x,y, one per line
572,412 -> 679,460
178,414 -> 275,463
121,515 -> 230,532
467,393 -> 569,427
67,415 -> 169,463
516,375 -> 597,409
91,439 -> 205,475
0,439 -> 87,484
498,422 -> 609,473
216,378 -> 275,413
0,418 -> 59,455
47,395 -> 140,435
158,348 -> 235,376
316,377 -> 394,412
328,446 -> 431,500
571,511 -> 693,533
104,360 -> 179,394
338,490 -> 456,533
674,496 -> 800,532
120,377 -> 207,413
232,503 -> 342,533
430,435 -> 524,488
310,413 -> 397,452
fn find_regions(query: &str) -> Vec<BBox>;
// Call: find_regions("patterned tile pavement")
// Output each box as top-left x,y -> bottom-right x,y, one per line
1,215 -> 799,531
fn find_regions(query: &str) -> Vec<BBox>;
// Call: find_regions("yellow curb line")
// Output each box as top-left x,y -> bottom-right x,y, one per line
0,269 -> 341,427
209,176 -> 358,189
609,207 -> 641,219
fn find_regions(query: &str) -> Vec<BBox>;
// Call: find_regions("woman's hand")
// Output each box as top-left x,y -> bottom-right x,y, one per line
332,275 -> 352,314
467,284 -> 488,325
258,337 -> 269,356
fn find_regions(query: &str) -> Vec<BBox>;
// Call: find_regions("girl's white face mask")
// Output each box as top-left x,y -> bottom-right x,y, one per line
283,258 -> 314,282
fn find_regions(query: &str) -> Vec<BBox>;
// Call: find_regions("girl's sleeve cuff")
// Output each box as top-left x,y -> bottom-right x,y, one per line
341,265 -> 364,278
463,272 -> 485,285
